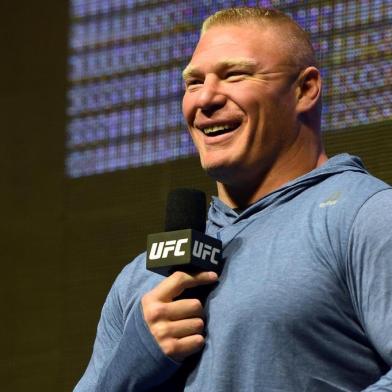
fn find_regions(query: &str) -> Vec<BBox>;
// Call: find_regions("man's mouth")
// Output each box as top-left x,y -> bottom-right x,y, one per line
199,123 -> 240,136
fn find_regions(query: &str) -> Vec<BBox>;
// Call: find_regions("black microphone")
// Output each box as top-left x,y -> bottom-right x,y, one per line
146,188 -> 223,276
146,189 -> 222,390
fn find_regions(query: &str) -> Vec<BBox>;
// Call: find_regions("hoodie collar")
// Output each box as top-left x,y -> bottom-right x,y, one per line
207,154 -> 368,230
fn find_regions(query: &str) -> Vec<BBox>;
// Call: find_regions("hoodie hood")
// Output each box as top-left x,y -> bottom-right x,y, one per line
207,154 -> 368,232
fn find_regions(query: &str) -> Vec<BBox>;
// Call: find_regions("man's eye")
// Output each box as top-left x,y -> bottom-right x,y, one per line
186,79 -> 203,87
225,71 -> 249,80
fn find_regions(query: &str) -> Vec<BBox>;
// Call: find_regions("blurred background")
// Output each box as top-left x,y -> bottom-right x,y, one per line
1,0 -> 390,390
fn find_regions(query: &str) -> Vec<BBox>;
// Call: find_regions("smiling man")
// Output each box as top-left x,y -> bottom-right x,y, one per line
182,10 -> 327,207
74,7 -> 392,392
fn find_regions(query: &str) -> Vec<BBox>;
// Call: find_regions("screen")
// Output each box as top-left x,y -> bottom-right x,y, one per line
66,0 -> 391,178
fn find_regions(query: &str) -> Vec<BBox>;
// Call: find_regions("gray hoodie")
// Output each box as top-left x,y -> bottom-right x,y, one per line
75,154 -> 392,391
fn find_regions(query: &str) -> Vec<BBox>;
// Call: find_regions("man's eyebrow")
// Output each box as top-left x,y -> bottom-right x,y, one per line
218,58 -> 257,68
182,58 -> 257,80
182,66 -> 199,81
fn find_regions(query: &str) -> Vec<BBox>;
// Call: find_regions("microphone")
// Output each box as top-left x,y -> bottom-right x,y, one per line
146,189 -> 222,388
146,188 -> 223,277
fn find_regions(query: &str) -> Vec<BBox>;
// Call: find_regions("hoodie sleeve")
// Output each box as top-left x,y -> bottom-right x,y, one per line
345,189 -> 392,391
73,262 -> 181,392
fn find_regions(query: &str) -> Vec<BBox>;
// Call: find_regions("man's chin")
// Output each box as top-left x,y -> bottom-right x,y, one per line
201,157 -> 264,188
202,160 -> 239,185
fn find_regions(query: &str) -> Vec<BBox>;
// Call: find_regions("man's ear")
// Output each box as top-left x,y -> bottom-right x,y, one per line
295,66 -> 322,114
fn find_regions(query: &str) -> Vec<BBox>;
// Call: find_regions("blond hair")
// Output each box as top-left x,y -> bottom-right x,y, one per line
201,7 -> 317,69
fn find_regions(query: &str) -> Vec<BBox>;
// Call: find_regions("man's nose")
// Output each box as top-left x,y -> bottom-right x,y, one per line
196,78 -> 226,114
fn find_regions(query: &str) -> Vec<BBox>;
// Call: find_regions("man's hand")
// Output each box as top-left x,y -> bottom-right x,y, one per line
141,271 -> 218,362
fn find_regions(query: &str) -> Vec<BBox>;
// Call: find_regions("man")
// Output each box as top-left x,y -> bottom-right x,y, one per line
75,7 -> 392,391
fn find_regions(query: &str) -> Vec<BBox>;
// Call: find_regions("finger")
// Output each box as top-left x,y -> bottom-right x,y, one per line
152,318 -> 204,341
164,334 -> 205,362
170,318 -> 205,339
150,270 -> 218,302
142,298 -> 204,329
165,298 -> 204,320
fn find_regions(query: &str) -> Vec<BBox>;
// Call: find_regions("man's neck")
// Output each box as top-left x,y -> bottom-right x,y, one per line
217,149 -> 328,210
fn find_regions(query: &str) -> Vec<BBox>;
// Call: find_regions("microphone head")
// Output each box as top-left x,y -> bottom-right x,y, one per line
165,188 -> 206,232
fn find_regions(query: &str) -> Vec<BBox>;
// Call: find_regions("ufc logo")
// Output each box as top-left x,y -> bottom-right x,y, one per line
192,241 -> 220,265
149,239 -> 188,260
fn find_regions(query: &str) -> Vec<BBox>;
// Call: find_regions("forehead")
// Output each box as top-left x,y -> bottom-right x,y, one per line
188,24 -> 287,70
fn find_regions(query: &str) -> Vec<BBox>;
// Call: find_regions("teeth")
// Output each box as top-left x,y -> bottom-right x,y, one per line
203,125 -> 232,134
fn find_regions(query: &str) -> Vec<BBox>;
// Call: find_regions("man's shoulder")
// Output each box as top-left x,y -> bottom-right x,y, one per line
318,168 -> 391,203
312,154 -> 390,198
